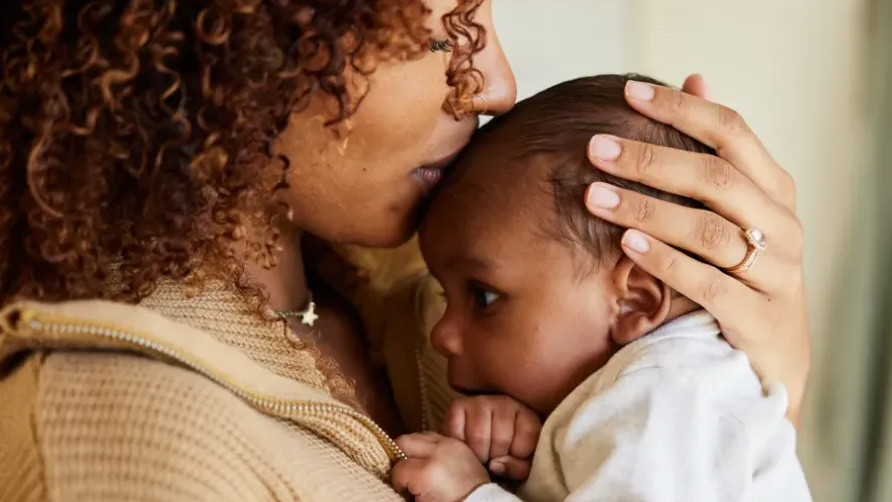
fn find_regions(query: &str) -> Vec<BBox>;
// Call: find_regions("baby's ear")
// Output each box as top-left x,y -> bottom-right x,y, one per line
608,256 -> 671,345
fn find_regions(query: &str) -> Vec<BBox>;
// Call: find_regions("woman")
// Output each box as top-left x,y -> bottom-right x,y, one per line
0,0 -> 809,501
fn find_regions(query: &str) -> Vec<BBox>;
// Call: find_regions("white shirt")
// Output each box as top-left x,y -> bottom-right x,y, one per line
466,311 -> 812,502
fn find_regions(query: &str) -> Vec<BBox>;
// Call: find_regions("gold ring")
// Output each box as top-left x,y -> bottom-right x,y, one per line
725,227 -> 767,275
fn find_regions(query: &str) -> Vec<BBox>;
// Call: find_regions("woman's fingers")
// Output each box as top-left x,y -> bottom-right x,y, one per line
680,73 -> 710,101
585,183 -> 789,287
623,80 -> 795,209
587,135 -> 796,233
619,230 -> 756,321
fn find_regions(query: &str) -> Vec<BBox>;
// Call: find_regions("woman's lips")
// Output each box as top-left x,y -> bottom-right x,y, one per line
412,166 -> 445,193
412,152 -> 460,194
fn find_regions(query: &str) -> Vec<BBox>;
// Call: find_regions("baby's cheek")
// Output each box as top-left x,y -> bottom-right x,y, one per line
486,344 -> 565,413
516,322 -> 612,414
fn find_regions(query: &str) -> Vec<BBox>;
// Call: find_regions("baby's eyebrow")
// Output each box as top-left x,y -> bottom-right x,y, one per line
446,255 -> 492,272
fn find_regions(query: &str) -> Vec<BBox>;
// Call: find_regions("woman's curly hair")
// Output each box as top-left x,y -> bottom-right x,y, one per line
0,0 -> 485,305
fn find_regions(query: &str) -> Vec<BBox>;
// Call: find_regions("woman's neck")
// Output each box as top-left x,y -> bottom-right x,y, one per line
244,225 -> 310,313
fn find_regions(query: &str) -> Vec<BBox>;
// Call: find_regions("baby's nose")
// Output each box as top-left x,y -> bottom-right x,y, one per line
430,319 -> 462,357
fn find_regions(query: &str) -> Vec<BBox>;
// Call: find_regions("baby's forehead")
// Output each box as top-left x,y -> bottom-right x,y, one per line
436,148 -> 556,221
422,149 -> 559,244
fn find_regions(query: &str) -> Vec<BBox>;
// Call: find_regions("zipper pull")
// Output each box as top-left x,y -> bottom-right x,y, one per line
0,305 -> 37,356
0,305 -> 36,337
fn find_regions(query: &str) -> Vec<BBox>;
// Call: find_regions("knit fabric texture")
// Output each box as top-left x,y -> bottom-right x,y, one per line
0,281 -> 406,502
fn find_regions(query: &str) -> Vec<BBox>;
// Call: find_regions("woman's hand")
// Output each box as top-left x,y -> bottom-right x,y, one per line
584,76 -> 810,425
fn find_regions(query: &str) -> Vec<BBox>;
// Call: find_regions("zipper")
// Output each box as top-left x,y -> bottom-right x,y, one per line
3,307 -> 407,465
414,345 -> 431,432
411,277 -> 436,433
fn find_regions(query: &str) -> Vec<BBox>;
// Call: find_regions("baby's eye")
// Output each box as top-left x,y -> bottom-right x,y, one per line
470,284 -> 500,310
429,39 -> 454,53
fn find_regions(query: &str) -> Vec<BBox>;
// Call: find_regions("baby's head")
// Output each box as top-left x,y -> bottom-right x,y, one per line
419,74 -> 713,416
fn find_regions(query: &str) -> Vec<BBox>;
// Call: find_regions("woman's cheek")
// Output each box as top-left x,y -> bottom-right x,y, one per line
351,56 -> 448,154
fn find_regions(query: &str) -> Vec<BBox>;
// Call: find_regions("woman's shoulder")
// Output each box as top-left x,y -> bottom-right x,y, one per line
0,299 -> 404,502
2,349 -> 262,501
30,350 -> 400,501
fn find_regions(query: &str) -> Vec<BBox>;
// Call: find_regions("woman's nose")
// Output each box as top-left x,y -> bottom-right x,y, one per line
469,3 -> 516,117
430,317 -> 462,357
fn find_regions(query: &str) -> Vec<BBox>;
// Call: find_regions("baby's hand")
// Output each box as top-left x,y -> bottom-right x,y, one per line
444,395 -> 542,481
392,432 -> 489,502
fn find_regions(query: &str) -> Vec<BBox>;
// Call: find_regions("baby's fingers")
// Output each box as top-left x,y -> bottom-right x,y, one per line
489,455 -> 532,482
443,401 -> 467,441
391,458 -> 426,497
488,406 -> 517,461
465,404 -> 494,462
510,408 -> 541,460
395,432 -> 442,459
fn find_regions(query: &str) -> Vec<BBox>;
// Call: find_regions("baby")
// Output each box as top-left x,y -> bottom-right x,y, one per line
391,75 -> 812,502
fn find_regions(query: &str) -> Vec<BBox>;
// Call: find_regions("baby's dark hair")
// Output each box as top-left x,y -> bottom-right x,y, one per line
469,74 -> 713,271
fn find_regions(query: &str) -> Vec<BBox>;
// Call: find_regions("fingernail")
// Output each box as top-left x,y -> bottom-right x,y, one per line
586,182 -> 620,210
622,230 -> 650,254
626,80 -> 655,101
589,135 -> 622,161
489,461 -> 506,475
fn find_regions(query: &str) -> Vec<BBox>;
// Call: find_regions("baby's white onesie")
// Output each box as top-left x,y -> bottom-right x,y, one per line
466,310 -> 812,502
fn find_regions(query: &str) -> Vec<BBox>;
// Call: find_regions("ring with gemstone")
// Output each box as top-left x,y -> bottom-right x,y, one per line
725,227 -> 767,275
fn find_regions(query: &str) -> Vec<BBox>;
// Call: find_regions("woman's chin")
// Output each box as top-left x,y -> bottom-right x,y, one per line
343,208 -> 420,249
323,177 -> 440,248
367,184 -> 442,248
358,228 -> 416,249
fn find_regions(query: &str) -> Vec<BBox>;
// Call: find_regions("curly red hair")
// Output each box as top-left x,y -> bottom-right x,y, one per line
0,0 -> 485,305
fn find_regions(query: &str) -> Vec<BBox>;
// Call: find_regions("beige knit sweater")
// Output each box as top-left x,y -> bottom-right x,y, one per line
0,274 -> 455,502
